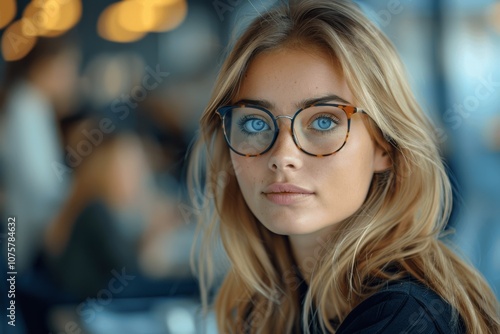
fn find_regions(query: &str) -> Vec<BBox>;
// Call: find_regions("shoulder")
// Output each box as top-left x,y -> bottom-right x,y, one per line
336,279 -> 465,334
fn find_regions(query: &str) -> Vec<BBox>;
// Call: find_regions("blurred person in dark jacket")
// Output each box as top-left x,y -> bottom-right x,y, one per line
43,113 -> 186,296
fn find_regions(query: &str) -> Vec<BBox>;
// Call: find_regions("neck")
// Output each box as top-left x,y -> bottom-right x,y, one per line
288,227 -> 336,284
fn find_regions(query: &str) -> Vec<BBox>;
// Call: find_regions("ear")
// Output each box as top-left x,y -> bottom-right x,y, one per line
373,144 -> 392,172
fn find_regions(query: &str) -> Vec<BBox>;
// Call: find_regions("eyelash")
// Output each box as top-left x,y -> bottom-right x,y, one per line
308,113 -> 341,133
237,115 -> 269,135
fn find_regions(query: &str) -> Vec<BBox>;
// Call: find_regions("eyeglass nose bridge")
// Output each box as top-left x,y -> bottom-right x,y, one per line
274,115 -> 294,132
274,115 -> 294,121
272,114 -> 298,145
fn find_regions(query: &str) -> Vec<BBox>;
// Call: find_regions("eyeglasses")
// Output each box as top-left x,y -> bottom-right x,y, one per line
216,103 -> 366,157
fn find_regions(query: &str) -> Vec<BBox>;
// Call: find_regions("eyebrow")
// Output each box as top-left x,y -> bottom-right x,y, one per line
232,94 -> 352,110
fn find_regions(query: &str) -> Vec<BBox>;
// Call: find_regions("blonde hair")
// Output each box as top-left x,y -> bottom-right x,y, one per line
188,0 -> 500,332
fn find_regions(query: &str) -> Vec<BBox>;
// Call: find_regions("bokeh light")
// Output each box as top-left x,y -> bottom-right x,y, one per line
44,0 -> 82,33
20,0 -> 82,38
98,0 -> 187,42
150,0 -> 188,33
1,20 -> 37,61
117,1 -> 157,33
22,2 -> 51,37
98,3 -> 147,43
0,0 -> 17,29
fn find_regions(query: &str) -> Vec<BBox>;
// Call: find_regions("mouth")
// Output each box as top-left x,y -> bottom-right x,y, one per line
262,183 -> 314,205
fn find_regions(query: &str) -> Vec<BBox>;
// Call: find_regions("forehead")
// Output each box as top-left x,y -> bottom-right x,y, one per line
236,46 -> 354,110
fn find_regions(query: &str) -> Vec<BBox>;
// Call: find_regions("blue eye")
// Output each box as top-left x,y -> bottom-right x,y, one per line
242,118 -> 270,133
310,117 -> 336,131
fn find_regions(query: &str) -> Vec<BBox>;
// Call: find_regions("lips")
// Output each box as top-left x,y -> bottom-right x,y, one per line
262,183 -> 314,205
263,183 -> 314,194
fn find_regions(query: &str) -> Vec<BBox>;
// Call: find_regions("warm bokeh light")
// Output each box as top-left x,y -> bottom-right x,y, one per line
20,0 -> 82,37
117,1 -> 157,33
44,0 -> 82,33
22,2 -> 51,37
1,20 -> 37,61
150,0 -> 187,33
98,3 -> 147,43
0,0 -> 17,29
98,0 -> 187,42
115,0 -> 187,33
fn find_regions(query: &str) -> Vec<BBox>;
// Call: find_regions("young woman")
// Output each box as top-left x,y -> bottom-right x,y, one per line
188,1 -> 500,332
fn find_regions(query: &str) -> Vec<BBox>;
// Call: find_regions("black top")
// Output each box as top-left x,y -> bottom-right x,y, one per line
300,278 -> 465,333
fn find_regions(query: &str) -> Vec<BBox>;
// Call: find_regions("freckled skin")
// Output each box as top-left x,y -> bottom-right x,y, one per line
231,47 -> 391,247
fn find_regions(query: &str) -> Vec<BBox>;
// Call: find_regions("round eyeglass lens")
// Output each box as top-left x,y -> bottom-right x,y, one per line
293,105 -> 348,155
223,106 -> 276,155
222,105 -> 349,156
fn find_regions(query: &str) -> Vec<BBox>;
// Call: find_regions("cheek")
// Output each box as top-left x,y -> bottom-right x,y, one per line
319,145 -> 375,204
231,155 -> 261,195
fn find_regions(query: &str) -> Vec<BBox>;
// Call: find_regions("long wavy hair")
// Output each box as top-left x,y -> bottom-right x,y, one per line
188,1 -> 500,332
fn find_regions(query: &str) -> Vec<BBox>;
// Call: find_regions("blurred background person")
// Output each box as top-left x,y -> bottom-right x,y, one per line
0,33 -> 81,334
44,127 -> 150,296
38,51 -> 196,333
0,34 -> 82,334
0,35 -> 81,274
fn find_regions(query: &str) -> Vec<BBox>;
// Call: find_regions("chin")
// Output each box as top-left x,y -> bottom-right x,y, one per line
260,220 -> 321,237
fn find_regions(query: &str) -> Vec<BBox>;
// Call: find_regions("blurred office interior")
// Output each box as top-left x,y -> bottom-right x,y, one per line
0,0 -> 499,333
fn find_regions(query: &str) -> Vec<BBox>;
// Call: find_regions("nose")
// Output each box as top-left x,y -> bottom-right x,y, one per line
267,118 -> 303,171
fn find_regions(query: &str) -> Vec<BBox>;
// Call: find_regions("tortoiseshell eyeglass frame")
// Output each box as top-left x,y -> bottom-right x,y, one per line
216,102 -> 367,157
